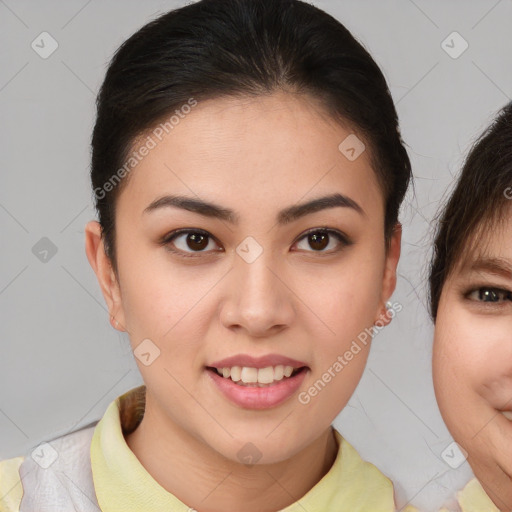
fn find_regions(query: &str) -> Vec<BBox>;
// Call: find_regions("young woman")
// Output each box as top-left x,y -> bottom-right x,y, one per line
430,101 -> 512,512
0,0 -> 412,510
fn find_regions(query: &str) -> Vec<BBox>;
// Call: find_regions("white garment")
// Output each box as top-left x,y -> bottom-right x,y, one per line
18,423 -> 100,512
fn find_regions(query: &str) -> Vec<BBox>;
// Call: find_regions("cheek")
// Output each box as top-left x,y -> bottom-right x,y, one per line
116,239 -> 217,347
435,306 -> 496,385
474,327 -> 512,408
434,303 -> 512,440
304,248 -> 384,338
433,307 -> 476,436
299,251 -> 384,408
438,313 -> 512,393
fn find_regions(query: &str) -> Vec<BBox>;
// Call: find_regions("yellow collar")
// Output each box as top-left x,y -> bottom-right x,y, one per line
90,385 -> 396,511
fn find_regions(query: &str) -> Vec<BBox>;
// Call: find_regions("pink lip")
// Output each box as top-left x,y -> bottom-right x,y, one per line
207,353 -> 308,369
206,367 -> 308,410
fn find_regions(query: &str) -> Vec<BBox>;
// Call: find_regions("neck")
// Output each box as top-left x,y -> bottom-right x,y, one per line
125,396 -> 338,512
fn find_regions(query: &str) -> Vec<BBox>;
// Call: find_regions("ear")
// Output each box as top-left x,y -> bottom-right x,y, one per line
84,220 -> 126,331
374,222 -> 402,326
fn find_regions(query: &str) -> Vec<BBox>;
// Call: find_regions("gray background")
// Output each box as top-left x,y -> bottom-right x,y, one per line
1,1 -> 511,510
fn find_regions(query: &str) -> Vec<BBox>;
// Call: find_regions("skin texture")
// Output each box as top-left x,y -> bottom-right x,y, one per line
85,91 -> 401,512
433,217 -> 512,511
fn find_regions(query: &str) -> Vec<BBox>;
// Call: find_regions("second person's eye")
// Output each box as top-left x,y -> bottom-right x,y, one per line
467,287 -> 512,303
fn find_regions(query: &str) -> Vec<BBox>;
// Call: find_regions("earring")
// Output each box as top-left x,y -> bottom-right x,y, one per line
374,302 -> 393,327
383,302 -> 394,323
110,315 -> 120,328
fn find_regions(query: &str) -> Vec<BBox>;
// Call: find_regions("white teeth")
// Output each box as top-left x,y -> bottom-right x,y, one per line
502,410 -> 512,420
214,364 -> 300,385
257,366 -> 275,384
230,366 -> 241,382
241,367 -> 258,383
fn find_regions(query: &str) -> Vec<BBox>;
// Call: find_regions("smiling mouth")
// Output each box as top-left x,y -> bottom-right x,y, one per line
206,365 -> 307,387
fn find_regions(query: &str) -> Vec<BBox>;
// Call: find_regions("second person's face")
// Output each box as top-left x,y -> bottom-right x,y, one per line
433,214 -> 512,510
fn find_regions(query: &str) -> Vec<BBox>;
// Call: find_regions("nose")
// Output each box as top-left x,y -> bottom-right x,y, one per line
219,250 -> 295,338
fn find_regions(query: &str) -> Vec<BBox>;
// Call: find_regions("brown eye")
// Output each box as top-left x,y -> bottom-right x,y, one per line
294,229 -> 349,253
163,229 -> 220,256
185,232 -> 209,251
308,232 -> 329,251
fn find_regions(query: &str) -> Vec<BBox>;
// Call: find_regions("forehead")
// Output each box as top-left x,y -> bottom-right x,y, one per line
117,91 -> 383,219
454,213 -> 512,278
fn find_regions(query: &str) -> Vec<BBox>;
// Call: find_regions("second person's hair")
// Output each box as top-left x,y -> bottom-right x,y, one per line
429,101 -> 512,320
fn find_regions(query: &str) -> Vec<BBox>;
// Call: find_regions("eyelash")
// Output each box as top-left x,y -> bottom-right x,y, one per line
160,227 -> 352,259
464,286 -> 512,305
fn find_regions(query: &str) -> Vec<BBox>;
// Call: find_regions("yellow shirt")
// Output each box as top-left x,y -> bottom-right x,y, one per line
440,478 -> 499,512
0,385 -> 496,511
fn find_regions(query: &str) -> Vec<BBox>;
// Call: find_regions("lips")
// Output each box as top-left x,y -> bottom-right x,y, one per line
206,364 -> 308,409
205,353 -> 310,409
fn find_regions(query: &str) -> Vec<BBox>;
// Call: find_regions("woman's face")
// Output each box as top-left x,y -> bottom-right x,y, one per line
433,216 -> 512,510
86,91 -> 400,465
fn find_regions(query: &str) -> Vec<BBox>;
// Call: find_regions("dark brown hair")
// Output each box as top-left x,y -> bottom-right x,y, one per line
90,0 -> 412,276
429,101 -> 512,320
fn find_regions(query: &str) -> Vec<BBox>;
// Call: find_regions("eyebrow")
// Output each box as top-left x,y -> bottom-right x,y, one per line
465,257 -> 512,279
142,193 -> 365,225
